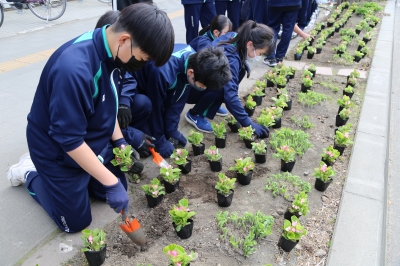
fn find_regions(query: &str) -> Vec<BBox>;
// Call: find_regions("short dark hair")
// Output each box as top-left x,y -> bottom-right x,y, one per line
95,11 -> 120,29
111,3 -> 174,66
188,47 -> 231,90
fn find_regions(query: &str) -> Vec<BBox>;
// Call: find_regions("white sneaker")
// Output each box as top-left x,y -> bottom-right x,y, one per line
7,153 -> 36,186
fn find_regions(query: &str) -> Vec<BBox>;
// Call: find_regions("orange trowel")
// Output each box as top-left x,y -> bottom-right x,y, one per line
148,147 -> 171,168
119,210 -> 146,246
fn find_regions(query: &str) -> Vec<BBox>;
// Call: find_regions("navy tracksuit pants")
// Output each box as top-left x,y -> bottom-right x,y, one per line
297,0 -> 310,30
267,8 -> 299,59
215,1 -> 242,30
184,3 -> 217,44
251,0 -> 268,25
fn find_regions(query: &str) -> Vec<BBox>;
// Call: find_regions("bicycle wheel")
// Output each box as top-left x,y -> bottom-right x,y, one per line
28,0 -> 66,21
0,4 -> 4,28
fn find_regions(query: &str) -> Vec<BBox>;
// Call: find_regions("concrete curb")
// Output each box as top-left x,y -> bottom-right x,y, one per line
326,1 -> 396,265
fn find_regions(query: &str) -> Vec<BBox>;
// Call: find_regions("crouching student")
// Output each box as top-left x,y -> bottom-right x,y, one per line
6,4 -> 174,233
185,21 -> 274,138
131,45 -> 231,158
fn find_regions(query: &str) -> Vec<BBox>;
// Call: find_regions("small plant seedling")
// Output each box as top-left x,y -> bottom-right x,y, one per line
281,216 -> 307,241
205,145 -> 222,161
245,95 -> 257,110
211,121 -> 227,139
251,140 -> 267,155
229,157 -> 255,174
170,148 -> 189,165
298,91 -> 327,107
264,172 -> 311,200
238,126 -> 255,140
271,95 -> 288,109
291,115 -> 315,129
270,127 -> 312,156
169,198 -> 196,232
313,161 -> 336,182
273,145 -> 295,163
320,81 -> 339,92
250,87 -> 266,97
255,80 -> 266,88
187,130 -> 204,146
257,112 -> 276,127
215,173 -> 236,196
142,178 -> 166,198
225,115 -> 238,125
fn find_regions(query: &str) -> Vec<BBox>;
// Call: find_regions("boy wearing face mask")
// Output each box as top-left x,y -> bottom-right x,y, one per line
130,45 -> 232,158
6,4 -> 174,233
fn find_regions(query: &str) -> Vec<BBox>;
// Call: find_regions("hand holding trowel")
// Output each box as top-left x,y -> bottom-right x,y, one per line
119,210 -> 146,246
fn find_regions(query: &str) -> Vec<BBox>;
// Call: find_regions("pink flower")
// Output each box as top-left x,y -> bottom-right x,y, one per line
176,263 -> 181,266
116,157 -> 121,162
175,158 -> 179,161
121,144 -> 126,149
326,151 -> 334,157
100,241 -> 104,245
152,191 -> 158,196
292,221 -> 297,226
344,132 -> 350,138
153,185 -> 158,189
296,229 -> 303,233
292,228 -> 296,232
186,208 -> 190,212
321,164 -> 327,172
285,227 -> 291,231
281,146 -> 290,151
243,167 -> 247,172
176,149 -> 182,155
306,76 -> 309,79
88,235 -> 93,244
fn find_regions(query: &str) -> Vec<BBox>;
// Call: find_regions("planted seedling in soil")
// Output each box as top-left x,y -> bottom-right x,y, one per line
264,172 -> 311,200
321,145 -> 340,166
298,90 -> 327,107
163,243 -> 196,266
270,128 -> 312,156
290,115 -> 315,129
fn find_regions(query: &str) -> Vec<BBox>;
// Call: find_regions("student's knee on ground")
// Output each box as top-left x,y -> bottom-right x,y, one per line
129,94 -> 152,129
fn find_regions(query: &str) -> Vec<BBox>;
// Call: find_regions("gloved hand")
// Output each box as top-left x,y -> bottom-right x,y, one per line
137,134 -> 156,158
155,136 -> 175,158
168,130 -> 187,148
117,104 -> 132,129
244,61 -> 251,78
104,179 -> 129,213
250,121 -> 269,138
112,138 -> 140,160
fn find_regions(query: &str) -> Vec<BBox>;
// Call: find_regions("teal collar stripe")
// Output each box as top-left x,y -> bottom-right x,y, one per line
102,25 -> 112,58
73,30 -> 94,44
93,62 -> 102,98
232,32 -> 238,47
167,57 -> 190,90
172,45 -> 193,59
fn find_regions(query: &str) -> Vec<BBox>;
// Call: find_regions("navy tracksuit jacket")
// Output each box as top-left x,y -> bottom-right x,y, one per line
26,26 -> 127,233
215,0 -> 242,30
189,30 -> 214,52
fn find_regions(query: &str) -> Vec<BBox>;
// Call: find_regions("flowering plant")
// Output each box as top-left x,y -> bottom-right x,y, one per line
238,126 -> 255,140
263,106 -> 283,119
257,112 -> 275,127
265,70 -> 277,81
289,66 -> 297,74
334,130 -> 354,147
295,46 -> 303,55
289,191 -> 309,216
354,51 -> 364,58
142,178 -> 166,198
251,140 -> 267,155
347,77 -> 357,87
187,130 -> 204,146
271,95 -> 288,109
344,86 -> 354,93
277,88 -> 290,103
170,148 -> 188,165
339,108 -> 351,120
245,95 -> 257,110
255,80 -> 266,88
273,146 -> 295,162
225,115 -> 238,124
110,145 -> 133,172
307,46 -> 316,55
337,95 -> 354,108
163,244 -> 196,266
160,165 -> 181,184
321,146 -> 340,163
315,42 -> 323,49
308,63 -> 317,72
169,198 -> 196,232
274,75 -> 287,86
303,69 -> 313,78
205,145 -> 222,161
229,157 -> 255,174
357,39 -> 366,47
250,87 -> 266,97
364,31 -> 373,40
211,121 -> 226,139
313,161 -> 336,182
282,216 -> 307,241
215,173 -> 236,196
302,76 -> 313,87
81,228 -> 106,252
360,46 -> 370,56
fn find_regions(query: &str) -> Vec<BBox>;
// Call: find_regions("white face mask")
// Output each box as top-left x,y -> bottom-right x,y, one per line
247,48 -> 262,62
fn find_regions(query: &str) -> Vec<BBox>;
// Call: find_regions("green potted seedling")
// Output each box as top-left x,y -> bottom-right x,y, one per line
347,76 -> 357,88
278,216 -> 307,252
320,145 -> 340,166
170,148 -> 191,174
343,85 -> 355,98
111,145 -> 144,175
336,108 -> 351,127
225,115 -> 241,133
288,66 -> 297,79
337,95 -> 354,114
169,198 -> 196,239
334,130 -> 354,155
160,165 -> 182,193
284,191 -> 309,220
205,145 -> 223,172
187,130 -> 205,156
315,42 -> 323,54
250,87 -> 265,106
357,39 -> 365,51
163,244 -> 197,266
307,46 -> 316,59
355,24 -> 363,35
215,173 -> 236,207
238,125 -> 256,149
229,157 -> 255,185
255,80 -> 266,93
308,63 -> 317,78
142,178 -> 166,208
277,88 -> 292,111
275,75 -> 287,89
273,145 -> 296,172
313,161 -> 336,192
257,112 -> 276,129
263,106 -> 283,128
244,95 -> 257,117
251,140 -> 267,164
81,228 -> 107,266
265,70 -> 277,87
301,75 -> 313,93
294,46 -> 303,61
354,51 -> 364,62
271,95 -> 288,110
211,121 -> 227,148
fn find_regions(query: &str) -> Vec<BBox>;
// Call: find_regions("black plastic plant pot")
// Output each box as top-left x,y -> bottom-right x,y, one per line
145,193 -> 164,208
316,48 -> 322,54
209,159 -> 222,172
244,106 -> 255,117
252,95 -> 262,106
303,46 -> 307,52
309,69 -> 316,78
192,143 -> 205,156
354,56 -> 361,63
284,99 -> 292,111
243,138 -> 254,149
255,153 -> 266,163
357,45 -> 363,51
343,90 -> 354,99
355,29 -> 361,35
281,160 -> 295,172
216,190 -> 234,207
286,76 -> 290,84
314,178 -> 332,192
266,80 -> 275,87
335,27 -> 340,33
84,244 -> 107,266
301,84 -> 311,93
363,37 -> 370,43
321,157 -> 335,167
278,236 -> 298,252
215,136 -> 226,149
173,219 -> 194,239
294,54 -> 302,61
178,159 -> 192,174
237,171 -> 253,185
163,180 -> 180,194
321,24 -> 326,29
338,106 -> 344,114
288,73 -> 295,79
307,52 -> 314,59
283,208 -> 301,221
309,39 -> 314,46
334,143 -> 346,155
277,84 -> 286,89
228,122 -> 241,133
335,114 -> 348,127
337,50 -> 344,55
273,118 -> 282,129
327,22 -> 333,27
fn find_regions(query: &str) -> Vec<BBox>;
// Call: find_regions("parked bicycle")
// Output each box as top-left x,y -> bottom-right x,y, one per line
0,0 -> 66,27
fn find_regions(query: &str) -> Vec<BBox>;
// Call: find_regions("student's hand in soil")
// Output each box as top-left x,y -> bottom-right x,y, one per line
137,134 -> 156,158
250,121 -> 269,138
104,179 -> 129,213
156,138 -> 175,158
117,104 -> 132,129
168,130 -> 187,148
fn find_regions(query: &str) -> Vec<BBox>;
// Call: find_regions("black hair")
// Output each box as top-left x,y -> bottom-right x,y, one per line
220,20 -> 275,67
111,3 -> 174,66
187,47 -> 231,90
198,15 -> 232,36
95,11 -> 120,29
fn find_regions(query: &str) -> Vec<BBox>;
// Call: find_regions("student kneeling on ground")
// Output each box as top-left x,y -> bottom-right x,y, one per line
6,4 -> 174,233
130,45 -> 231,158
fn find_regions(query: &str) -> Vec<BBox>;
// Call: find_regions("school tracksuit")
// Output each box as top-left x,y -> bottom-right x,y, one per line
214,0 -> 242,30
189,30 -> 214,52
130,44 -> 195,156
297,0 -> 310,30
250,0 -> 269,26
26,27 -> 129,233
182,0 -> 217,44
267,0 -> 302,60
